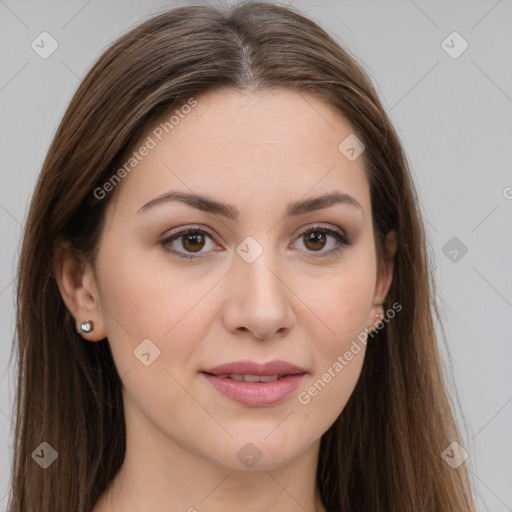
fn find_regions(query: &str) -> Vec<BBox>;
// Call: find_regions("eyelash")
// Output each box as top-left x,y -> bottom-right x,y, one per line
159,224 -> 353,260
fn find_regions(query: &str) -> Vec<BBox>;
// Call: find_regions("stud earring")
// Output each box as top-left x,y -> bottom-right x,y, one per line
78,320 -> 94,334
369,311 -> 384,333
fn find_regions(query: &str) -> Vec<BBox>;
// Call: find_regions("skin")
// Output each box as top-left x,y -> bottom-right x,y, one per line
55,88 -> 396,512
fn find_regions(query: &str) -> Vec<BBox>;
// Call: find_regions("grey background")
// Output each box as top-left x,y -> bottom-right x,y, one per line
1,0 -> 511,510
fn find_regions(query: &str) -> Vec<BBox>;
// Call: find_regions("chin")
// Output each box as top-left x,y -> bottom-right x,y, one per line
205,434 -> 312,472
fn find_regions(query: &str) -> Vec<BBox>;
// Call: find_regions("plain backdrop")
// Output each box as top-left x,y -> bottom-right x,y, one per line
1,0 -> 511,510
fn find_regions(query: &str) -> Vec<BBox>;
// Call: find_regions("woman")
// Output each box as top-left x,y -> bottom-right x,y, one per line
9,2 -> 477,511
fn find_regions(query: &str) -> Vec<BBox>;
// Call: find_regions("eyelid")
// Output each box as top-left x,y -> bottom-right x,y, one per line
295,222 -> 346,238
161,223 -> 216,240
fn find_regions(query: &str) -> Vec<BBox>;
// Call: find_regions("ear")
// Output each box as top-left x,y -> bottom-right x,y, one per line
369,229 -> 397,323
53,239 -> 107,341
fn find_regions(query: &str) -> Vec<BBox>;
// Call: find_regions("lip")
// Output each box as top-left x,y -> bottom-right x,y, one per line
203,360 -> 307,376
201,359 -> 307,407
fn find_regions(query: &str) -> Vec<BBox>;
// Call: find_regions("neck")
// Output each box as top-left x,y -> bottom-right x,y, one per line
93,403 -> 326,512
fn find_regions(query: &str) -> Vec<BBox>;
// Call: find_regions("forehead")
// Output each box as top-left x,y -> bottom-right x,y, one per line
107,88 -> 371,219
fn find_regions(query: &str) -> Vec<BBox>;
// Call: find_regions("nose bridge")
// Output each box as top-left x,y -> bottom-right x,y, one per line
222,235 -> 295,338
239,244 -> 284,303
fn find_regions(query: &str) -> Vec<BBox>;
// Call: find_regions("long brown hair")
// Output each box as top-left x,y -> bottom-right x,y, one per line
9,2 -> 477,510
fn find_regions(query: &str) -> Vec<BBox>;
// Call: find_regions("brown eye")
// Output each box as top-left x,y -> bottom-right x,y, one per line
160,227 -> 218,259
302,231 -> 328,251
292,225 -> 353,258
181,232 -> 206,252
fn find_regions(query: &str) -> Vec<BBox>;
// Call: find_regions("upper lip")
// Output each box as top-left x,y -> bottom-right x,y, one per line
202,360 -> 307,376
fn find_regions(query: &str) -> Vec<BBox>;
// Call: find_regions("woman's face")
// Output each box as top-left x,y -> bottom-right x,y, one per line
74,88 -> 394,471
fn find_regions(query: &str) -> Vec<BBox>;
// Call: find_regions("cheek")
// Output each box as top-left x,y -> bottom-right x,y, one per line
297,245 -> 377,352
293,249 -> 376,424
93,244 -> 219,434
94,239 -> 222,375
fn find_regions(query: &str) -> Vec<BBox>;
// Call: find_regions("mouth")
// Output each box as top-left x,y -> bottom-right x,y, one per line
200,360 -> 307,406
201,359 -> 307,377
201,372 -> 292,382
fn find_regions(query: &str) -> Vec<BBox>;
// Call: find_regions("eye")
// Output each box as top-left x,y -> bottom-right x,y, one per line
159,225 -> 219,260
291,224 -> 353,258
159,223 -> 353,260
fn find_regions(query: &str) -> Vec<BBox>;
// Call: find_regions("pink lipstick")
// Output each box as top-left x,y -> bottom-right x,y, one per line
201,360 -> 306,407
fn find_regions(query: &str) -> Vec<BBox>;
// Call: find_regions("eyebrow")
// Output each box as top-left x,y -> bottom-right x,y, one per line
137,190 -> 363,219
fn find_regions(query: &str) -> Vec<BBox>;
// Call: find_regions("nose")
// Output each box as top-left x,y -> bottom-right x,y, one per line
221,248 -> 295,340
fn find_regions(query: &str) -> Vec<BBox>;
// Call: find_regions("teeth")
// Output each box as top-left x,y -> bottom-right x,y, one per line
243,374 -> 261,382
223,373 -> 281,382
259,374 -> 279,382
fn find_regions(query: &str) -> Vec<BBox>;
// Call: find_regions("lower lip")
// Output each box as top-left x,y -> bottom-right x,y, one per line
202,372 -> 305,407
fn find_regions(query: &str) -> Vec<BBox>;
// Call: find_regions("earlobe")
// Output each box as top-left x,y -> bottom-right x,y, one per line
53,239 -> 107,341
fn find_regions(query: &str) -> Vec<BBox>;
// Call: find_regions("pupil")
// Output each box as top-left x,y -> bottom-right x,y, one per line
305,231 -> 325,251
183,233 -> 205,252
